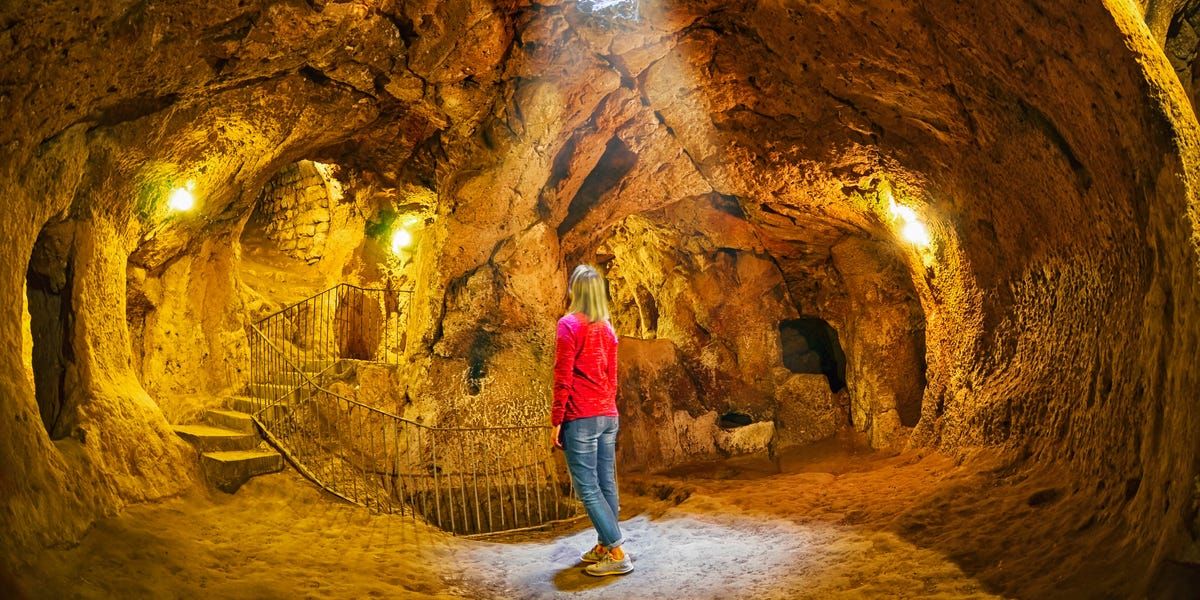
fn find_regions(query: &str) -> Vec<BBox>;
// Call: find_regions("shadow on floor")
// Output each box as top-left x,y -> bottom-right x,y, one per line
552,562 -> 623,592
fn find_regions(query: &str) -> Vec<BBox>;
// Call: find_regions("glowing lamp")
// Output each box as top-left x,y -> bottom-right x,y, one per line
888,199 -> 931,248
390,227 -> 414,253
168,180 -> 196,212
901,220 -> 930,246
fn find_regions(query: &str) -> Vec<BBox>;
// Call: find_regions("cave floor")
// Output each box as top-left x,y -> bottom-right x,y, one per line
19,438 -> 1018,599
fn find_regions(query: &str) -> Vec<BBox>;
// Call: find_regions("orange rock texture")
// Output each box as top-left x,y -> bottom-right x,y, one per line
1,1 -> 1199,596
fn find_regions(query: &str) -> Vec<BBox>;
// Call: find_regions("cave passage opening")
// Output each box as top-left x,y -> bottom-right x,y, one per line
241,160 -> 338,266
779,317 -> 847,393
718,411 -> 754,429
25,222 -> 74,439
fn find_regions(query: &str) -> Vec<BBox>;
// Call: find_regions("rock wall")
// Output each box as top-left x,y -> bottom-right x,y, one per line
1,1 -> 1198,595
128,233 -> 251,421
596,196 -> 924,454
0,135 -> 199,572
615,336 -> 842,473
253,161 -> 337,264
828,237 -> 927,449
595,203 -> 854,468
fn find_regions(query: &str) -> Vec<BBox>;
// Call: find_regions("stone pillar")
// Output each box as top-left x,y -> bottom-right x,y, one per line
831,237 -> 926,449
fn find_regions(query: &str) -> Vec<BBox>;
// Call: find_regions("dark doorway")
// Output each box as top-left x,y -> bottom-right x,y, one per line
26,224 -> 75,439
634,284 -> 658,338
779,317 -> 846,393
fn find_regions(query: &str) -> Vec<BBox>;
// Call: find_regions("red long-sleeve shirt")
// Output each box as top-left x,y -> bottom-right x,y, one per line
551,312 -> 619,426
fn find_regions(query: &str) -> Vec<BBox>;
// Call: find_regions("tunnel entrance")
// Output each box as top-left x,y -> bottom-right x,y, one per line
634,283 -> 659,338
718,411 -> 754,429
898,328 -> 927,428
26,223 -> 74,439
779,317 -> 846,393
241,160 -> 338,265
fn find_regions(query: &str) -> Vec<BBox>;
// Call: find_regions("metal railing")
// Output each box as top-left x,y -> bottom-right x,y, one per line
244,283 -> 579,536
250,283 -> 408,368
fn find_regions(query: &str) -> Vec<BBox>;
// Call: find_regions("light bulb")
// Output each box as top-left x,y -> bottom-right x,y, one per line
391,227 -> 413,253
900,220 -> 930,247
888,198 -> 931,248
168,186 -> 195,212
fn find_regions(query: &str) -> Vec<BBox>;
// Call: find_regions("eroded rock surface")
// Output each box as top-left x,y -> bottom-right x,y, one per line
1,2 -> 1199,597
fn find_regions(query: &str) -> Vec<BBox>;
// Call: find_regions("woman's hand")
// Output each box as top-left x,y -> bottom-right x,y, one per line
551,424 -> 563,450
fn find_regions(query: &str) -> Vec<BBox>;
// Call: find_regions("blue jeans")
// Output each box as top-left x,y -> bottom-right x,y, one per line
562,416 -> 624,549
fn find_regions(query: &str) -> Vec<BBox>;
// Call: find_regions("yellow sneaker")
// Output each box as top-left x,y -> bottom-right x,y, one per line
581,544 -> 607,563
584,551 -> 633,576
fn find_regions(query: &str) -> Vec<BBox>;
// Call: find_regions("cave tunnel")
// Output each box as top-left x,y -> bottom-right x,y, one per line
25,221 -> 74,440
779,317 -> 847,394
2,1 -> 1200,598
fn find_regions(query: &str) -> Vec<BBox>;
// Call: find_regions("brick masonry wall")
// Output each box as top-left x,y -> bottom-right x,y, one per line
256,160 -> 334,263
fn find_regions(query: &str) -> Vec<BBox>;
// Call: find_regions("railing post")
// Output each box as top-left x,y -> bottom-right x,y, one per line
481,434 -> 494,533
510,452 -> 520,528
533,433 -> 545,526
430,429 -> 443,530
454,431 -> 472,535
413,425 -> 425,523
470,435 -> 482,534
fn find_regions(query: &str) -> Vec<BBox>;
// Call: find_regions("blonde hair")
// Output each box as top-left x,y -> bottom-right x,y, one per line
568,264 -> 610,323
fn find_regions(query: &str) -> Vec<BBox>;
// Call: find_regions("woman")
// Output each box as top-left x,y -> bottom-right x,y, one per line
551,264 -> 632,577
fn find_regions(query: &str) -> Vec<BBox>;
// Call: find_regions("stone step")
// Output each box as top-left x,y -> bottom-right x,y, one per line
204,409 -> 257,434
255,370 -> 320,385
244,382 -> 312,400
225,396 -> 291,422
201,450 -> 284,493
301,359 -> 339,372
173,424 -> 262,452
227,395 -> 263,414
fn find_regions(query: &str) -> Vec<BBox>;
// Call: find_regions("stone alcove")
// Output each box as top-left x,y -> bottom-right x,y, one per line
244,161 -> 341,265
24,220 -> 75,439
778,317 -> 847,393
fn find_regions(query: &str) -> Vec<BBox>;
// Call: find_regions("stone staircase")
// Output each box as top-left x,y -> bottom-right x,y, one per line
173,401 -> 284,493
171,362 -> 335,492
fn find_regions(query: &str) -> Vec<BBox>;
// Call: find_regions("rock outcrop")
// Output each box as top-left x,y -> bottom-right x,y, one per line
1,1 -> 1198,596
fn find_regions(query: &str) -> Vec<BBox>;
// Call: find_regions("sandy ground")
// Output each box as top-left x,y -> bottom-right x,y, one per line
12,437 -> 1016,599
465,438 -> 1001,599
11,474 -> 470,600
465,496 -> 996,599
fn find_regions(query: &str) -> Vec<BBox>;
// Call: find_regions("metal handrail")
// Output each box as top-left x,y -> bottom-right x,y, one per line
250,279 -> 410,324
243,283 -> 580,536
249,322 -> 551,434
